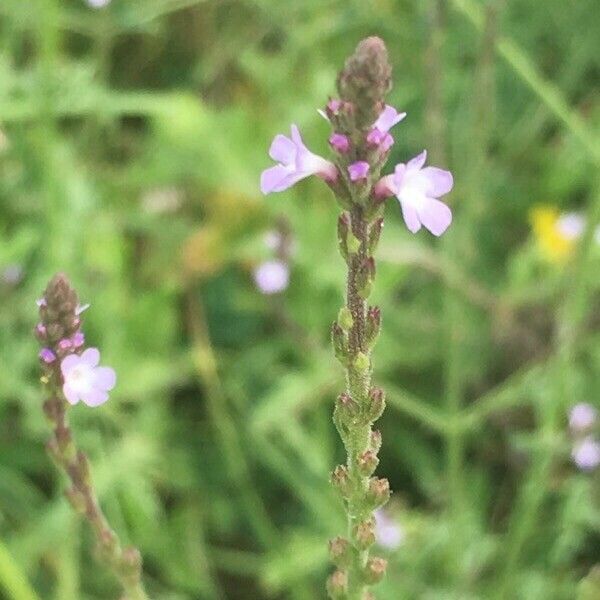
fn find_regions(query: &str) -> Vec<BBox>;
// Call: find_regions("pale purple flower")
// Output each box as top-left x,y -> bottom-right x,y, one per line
569,403 -> 597,433
61,348 -> 116,407
374,508 -> 404,550
377,150 -> 453,236
2,264 -> 23,285
39,348 -> 56,364
254,260 -> 289,295
36,298 -> 47,308
71,332 -> 85,348
318,99 -> 342,120
35,323 -> 47,339
367,105 -> 406,151
556,213 -> 585,240
572,436 -> 600,471
261,125 -> 337,194
329,133 -> 350,153
348,161 -> 370,181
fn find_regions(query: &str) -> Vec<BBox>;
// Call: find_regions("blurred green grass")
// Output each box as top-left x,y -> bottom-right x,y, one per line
0,0 -> 599,598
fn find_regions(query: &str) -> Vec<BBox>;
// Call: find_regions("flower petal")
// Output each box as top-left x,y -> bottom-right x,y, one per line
94,367 -> 117,391
63,383 -> 80,405
289,124 -> 305,149
422,167 -> 453,196
400,202 -> 422,234
268,134 -> 296,163
406,150 -> 427,172
61,354 -> 80,375
374,105 -> 407,133
80,347 -> 100,367
417,198 -> 452,236
261,165 -> 292,194
81,389 -> 109,407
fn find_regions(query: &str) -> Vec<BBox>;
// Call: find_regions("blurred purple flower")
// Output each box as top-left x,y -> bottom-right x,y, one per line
39,348 -> 56,364
254,260 -> 289,295
348,161 -> 370,181
374,508 -> 404,550
569,403 -> 597,433
572,437 -> 600,471
376,150 -> 453,236
261,125 -> 337,194
61,348 -> 116,407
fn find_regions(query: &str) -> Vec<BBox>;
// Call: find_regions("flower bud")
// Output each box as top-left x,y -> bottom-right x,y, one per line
337,213 -> 351,260
370,430 -> 382,453
367,477 -> 391,509
336,392 -> 360,421
367,387 -> 385,422
365,306 -> 381,348
329,133 -> 350,154
354,352 -> 370,373
331,465 -> 352,498
363,557 -> 387,585
357,449 -> 379,476
65,486 -> 87,515
328,536 -> 352,568
368,217 -> 384,253
331,323 -> 349,365
326,569 -> 348,599
353,518 -> 376,550
34,323 -> 47,341
356,257 -> 375,299
121,546 -> 143,577
337,306 -> 354,331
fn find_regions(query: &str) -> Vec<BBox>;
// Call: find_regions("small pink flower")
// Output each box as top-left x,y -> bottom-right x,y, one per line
376,150 -> 453,236
39,348 -> 56,364
348,161 -> 370,181
572,437 -> 600,471
318,99 -> 343,120
254,260 -> 289,295
261,125 -> 337,194
329,133 -> 350,153
367,105 -> 406,150
71,332 -> 85,348
61,348 -> 116,407
58,339 -> 72,352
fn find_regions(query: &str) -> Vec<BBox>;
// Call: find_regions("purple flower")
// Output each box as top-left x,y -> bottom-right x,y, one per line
254,260 -> 289,295
261,125 -> 337,194
572,436 -> 600,471
374,508 -> 404,550
39,348 -> 56,364
61,348 -> 116,407
71,332 -> 85,348
348,161 -> 370,181
367,105 -> 406,151
377,150 -> 453,236
569,403 -> 597,433
318,99 -> 343,120
329,133 -> 350,153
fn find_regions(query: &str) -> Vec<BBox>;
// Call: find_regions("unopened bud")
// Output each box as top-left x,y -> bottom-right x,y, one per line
364,557 -> 387,585
65,486 -> 87,514
354,352 -> 370,373
353,518 -> 376,550
336,392 -> 360,421
337,306 -> 354,331
328,537 -> 352,568
356,257 -> 375,299
331,323 -> 349,365
357,450 -> 379,476
366,306 -> 381,347
370,430 -> 382,453
368,217 -> 384,253
326,569 -> 348,599
367,477 -> 391,508
367,387 -> 385,422
337,213 -> 351,260
331,465 -> 352,498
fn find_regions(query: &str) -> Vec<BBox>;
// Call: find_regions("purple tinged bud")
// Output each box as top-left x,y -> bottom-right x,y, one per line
367,386 -> 385,421
39,348 -> 56,364
331,465 -> 352,498
348,160 -> 370,181
367,477 -> 391,508
326,570 -> 348,599
336,392 -> 360,420
35,323 -> 47,340
358,450 -> 379,476
328,537 -> 352,568
328,99 -> 342,114
354,518 -> 376,549
71,331 -> 85,348
370,429 -> 382,453
364,557 -> 387,585
329,133 -> 350,153
58,339 -> 72,352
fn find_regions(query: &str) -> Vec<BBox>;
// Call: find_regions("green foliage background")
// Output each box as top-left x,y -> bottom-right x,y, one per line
0,0 -> 599,598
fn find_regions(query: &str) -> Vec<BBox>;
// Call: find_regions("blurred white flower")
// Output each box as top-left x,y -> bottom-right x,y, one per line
263,230 -> 282,251
2,264 -> 23,285
141,187 -> 181,214
374,508 -> 404,550
556,212 -> 586,240
572,437 -> 600,471
569,403 -> 597,433
254,260 -> 289,295
87,0 -> 111,7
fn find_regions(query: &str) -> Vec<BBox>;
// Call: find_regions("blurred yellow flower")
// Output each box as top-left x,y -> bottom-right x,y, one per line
530,206 -> 580,262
